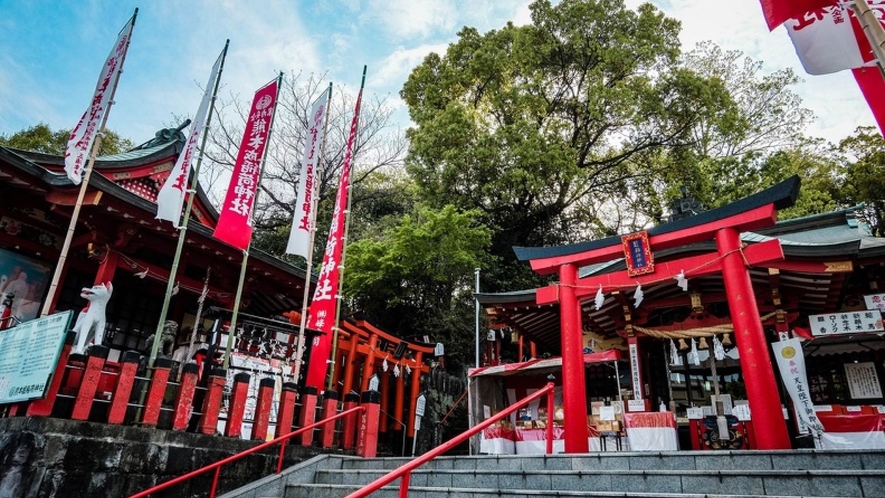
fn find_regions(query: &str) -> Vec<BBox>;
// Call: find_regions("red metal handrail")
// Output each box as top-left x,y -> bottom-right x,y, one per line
128,405 -> 365,498
346,382 -> 556,498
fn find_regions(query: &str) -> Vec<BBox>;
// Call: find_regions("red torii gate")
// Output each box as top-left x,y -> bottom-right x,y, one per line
514,176 -> 801,452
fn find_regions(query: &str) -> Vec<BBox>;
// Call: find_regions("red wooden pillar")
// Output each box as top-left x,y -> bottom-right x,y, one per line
107,351 -> 141,424
559,263 -> 589,452
716,227 -> 790,449
225,372 -> 251,438
172,363 -> 200,431
71,345 -> 109,421
141,358 -> 173,428
341,333 -> 359,397
198,369 -> 227,435
356,390 -> 380,458
93,249 -> 119,285
27,332 -> 75,417
251,377 -> 276,441
275,382 -> 298,438
299,386 -> 318,446
379,369 -> 390,433
320,390 -> 339,448
627,335 -> 644,401
407,352 -> 423,437
342,392 -> 360,450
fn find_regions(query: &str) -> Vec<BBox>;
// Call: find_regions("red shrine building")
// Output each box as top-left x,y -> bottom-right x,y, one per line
475,176 -> 885,453
0,127 -> 432,447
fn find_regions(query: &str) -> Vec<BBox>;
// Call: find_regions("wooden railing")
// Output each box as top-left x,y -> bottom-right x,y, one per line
345,381 -> 556,498
128,405 -> 365,498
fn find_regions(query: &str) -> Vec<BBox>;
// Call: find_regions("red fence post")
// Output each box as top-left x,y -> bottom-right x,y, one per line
251,377 -> 276,441
225,372 -> 251,438
107,351 -> 141,424
71,345 -> 109,421
275,382 -> 298,438
26,332 -> 75,417
172,363 -> 200,431
299,386 -> 318,446
198,368 -> 227,435
141,358 -> 173,428
342,392 -> 360,450
320,390 -> 339,448
357,390 -> 381,458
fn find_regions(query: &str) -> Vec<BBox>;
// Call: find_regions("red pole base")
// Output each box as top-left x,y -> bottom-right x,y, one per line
172,363 -> 200,431
198,369 -> 227,435
225,372 -> 251,438
251,377 -> 276,441
141,358 -> 173,428
299,387 -> 318,446
275,382 -> 298,438
71,346 -> 109,421
107,351 -> 141,424
320,390 -> 340,448
357,390 -> 381,458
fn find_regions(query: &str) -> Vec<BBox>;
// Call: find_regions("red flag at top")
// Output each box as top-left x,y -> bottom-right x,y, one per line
303,70 -> 365,389
758,0 -> 840,30
213,78 -> 279,250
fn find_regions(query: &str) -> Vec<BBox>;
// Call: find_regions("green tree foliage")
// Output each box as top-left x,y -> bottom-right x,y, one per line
0,123 -> 134,156
838,126 -> 885,235
344,205 -> 491,373
401,0 -> 730,291
633,42 -> 826,218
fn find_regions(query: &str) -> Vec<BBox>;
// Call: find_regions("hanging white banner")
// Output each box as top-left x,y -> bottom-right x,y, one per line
772,338 -> 825,434
286,91 -> 330,257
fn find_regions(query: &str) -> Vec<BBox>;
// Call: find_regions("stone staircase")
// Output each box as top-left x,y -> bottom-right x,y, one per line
220,450 -> 885,498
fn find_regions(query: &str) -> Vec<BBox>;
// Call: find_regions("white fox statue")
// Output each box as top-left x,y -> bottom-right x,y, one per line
71,281 -> 113,355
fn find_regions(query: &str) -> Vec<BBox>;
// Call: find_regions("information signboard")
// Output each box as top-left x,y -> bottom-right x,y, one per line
0,310 -> 72,404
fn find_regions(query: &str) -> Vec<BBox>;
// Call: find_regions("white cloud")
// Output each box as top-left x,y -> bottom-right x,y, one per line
363,0 -> 459,41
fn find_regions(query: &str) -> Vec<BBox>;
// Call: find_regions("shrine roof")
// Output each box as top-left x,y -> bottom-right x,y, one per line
478,206 -> 883,306
513,175 -> 800,262
9,124 -> 186,171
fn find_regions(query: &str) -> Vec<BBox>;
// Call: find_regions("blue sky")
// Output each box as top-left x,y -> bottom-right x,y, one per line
0,0 -> 876,146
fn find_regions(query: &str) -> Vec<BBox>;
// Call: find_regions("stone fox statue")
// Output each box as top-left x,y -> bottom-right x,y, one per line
72,281 -> 113,354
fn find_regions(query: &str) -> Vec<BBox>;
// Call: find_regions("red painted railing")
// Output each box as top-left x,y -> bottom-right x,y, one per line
345,382 -> 556,498
128,405 -> 365,498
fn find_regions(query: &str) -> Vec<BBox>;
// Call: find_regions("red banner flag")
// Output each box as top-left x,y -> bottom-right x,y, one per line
304,82 -> 364,389
852,66 -> 885,136
759,0 -> 840,30
785,2 -> 884,74
213,79 -> 279,250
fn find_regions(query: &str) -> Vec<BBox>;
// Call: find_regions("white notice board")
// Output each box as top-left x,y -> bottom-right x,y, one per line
0,310 -> 72,403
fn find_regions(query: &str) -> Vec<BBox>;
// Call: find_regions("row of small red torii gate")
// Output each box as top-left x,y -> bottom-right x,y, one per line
5,312 -> 434,457
513,176 -> 804,452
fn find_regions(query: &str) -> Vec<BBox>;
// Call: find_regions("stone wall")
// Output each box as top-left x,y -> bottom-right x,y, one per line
0,417 -> 327,498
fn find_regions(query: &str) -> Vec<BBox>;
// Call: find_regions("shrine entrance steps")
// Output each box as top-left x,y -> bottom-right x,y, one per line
220,449 -> 885,498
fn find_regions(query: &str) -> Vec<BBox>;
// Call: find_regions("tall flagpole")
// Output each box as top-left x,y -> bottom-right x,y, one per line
41,9 -> 137,317
294,83 -> 333,384
852,0 -> 885,69
149,40 -> 229,366
223,72 -> 285,370
326,66 -> 366,392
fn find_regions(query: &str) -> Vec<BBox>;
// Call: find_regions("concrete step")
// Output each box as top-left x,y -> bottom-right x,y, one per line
339,450 -> 885,473
311,467 -> 885,497
283,482 -> 869,498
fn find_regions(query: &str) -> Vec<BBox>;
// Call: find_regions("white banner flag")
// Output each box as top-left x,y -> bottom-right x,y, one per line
785,3 -> 880,75
156,46 -> 225,224
64,14 -> 135,185
772,338 -> 825,434
285,90 -> 330,257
